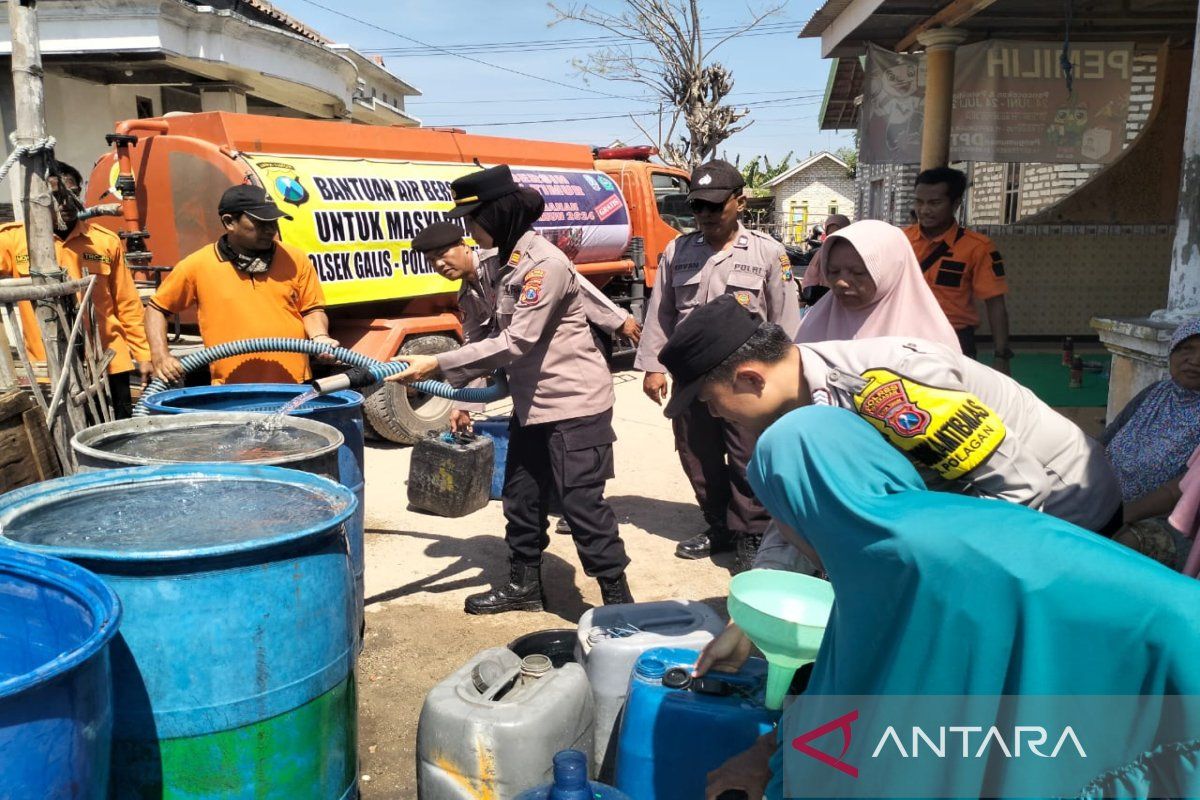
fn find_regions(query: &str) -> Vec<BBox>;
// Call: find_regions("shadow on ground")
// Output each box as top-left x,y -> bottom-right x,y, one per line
607,494 -> 702,543
364,528 -> 591,624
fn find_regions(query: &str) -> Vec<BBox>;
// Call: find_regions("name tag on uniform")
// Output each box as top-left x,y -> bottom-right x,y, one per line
674,261 -> 701,274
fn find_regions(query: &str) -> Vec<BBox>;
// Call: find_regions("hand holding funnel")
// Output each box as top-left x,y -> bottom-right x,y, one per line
727,570 -> 833,710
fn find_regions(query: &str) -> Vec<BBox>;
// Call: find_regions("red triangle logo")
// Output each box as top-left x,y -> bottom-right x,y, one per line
791,709 -> 860,778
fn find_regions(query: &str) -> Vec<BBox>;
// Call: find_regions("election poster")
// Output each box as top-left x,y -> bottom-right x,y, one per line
859,41 -> 1134,165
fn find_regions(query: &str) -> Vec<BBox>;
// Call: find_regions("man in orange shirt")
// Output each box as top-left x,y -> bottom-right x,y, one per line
0,160 -> 151,417
905,167 -> 1012,375
146,185 -> 336,385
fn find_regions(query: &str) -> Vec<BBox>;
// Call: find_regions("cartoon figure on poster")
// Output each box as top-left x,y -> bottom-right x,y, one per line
1045,101 -> 1089,151
865,57 -> 923,156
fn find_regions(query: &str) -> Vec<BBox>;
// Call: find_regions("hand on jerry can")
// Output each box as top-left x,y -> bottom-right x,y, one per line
385,353 -> 441,384
693,621 -> 753,678
449,410 -> 473,434
643,372 -> 668,405
705,734 -> 775,800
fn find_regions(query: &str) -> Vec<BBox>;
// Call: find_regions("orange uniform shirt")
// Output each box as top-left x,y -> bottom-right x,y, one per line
0,220 -> 150,374
149,240 -> 325,384
904,222 -> 1007,330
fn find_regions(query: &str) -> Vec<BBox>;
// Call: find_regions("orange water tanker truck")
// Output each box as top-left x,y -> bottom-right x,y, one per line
84,112 -> 693,442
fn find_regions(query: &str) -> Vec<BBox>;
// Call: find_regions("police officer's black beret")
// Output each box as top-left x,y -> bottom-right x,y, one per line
412,221 -> 466,253
447,165 -> 520,219
660,294 -> 761,419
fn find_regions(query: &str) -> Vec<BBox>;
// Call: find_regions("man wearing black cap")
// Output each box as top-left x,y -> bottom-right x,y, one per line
657,295 -> 1123,565
392,167 -> 634,613
635,158 -> 801,573
146,184 -> 337,385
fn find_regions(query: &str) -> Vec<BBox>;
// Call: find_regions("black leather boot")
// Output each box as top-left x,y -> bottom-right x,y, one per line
732,533 -> 763,575
464,561 -> 544,615
675,525 -> 735,560
597,573 -> 634,605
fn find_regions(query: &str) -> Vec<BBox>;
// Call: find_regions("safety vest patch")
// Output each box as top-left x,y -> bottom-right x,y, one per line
852,368 -> 1007,480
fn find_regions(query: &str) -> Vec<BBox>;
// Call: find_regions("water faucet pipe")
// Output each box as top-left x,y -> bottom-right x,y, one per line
132,337 -> 507,417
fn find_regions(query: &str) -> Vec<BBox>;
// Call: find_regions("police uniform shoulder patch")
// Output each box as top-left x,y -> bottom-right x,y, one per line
778,253 -> 793,282
518,267 -> 545,307
507,250 -> 523,268
852,368 -> 1007,481
734,234 -> 749,248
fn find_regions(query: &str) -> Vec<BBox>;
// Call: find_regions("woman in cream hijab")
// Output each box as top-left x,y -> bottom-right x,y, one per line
796,219 -> 959,350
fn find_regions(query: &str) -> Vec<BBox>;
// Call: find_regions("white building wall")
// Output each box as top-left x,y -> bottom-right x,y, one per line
855,162 -> 918,226
771,159 -> 856,243
2,74 -> 163,219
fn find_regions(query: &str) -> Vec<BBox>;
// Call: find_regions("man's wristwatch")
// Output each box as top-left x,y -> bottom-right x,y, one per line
994,348 -> 1015,360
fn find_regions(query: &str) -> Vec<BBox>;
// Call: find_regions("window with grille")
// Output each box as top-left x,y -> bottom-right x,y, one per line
1003,163 -> 1021,224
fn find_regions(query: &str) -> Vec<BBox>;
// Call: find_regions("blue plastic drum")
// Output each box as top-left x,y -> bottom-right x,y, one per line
139,384 -> 366,639
473,415 -> 511,501
0,546 -> 121,799
0,464 -> 359,799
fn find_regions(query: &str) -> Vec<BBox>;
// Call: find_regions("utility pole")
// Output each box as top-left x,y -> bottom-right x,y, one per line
7,0 -> 81,452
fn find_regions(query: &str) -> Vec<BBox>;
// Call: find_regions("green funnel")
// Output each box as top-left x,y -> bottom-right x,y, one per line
728,569 -> 834,710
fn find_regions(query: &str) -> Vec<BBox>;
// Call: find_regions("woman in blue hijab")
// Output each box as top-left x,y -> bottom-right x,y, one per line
728,405 -> 1200,800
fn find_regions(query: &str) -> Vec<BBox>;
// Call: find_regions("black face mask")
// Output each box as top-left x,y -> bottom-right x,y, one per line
472,188 -> 546,264
217,235 -> 275,274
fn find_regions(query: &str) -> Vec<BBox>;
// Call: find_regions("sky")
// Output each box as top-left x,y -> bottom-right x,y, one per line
269,0 -> 854,168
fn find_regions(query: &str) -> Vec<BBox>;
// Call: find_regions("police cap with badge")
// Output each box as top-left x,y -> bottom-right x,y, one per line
447,165 -> 521,219
688,160 -> 745,205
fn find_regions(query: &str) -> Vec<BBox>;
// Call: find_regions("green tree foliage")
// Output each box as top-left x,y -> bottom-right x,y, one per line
834,145 -> 858,175
740,151 -> 794,197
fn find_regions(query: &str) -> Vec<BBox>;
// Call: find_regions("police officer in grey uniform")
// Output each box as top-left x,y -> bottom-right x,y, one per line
654,295 -> 1123,574
635,159 -> 802,572
392,167 -> 632,614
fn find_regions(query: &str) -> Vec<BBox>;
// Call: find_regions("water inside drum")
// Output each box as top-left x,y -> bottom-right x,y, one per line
3,480 -> 344,552
96,422 -> 331,462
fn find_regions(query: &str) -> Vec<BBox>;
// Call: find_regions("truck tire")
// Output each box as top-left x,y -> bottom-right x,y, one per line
362,334 -> 459,445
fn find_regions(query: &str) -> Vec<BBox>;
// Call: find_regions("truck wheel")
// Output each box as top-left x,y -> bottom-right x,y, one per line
362,334 -> 458,445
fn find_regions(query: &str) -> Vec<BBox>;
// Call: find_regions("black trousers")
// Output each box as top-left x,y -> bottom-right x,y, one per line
671,398 -> 770,538
957,326 -> 978,359
108,371 -> 133,420
502,408 -> 629,579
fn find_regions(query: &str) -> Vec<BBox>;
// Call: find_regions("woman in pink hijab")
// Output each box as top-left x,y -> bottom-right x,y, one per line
796,219 -> 960,350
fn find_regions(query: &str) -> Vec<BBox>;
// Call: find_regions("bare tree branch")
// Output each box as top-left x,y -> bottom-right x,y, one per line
552,0 -> 782,167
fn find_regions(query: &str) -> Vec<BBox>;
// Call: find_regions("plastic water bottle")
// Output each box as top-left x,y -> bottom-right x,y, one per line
514,750 -> 631,800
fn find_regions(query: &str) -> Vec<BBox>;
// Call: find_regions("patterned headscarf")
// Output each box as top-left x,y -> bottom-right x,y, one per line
1106,318 -> 1200,501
